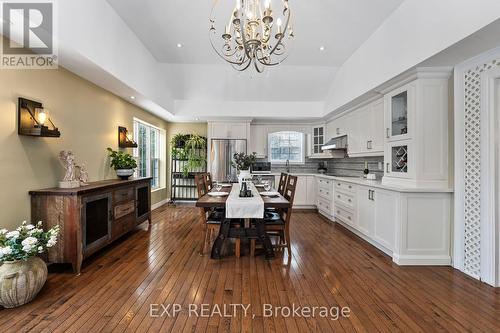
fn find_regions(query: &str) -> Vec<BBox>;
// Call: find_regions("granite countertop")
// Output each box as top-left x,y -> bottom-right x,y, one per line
256,172 -> 454,193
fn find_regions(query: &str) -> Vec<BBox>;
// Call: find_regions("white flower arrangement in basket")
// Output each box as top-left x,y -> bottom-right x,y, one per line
0,221 -> 60,308
0,221 -> 59,262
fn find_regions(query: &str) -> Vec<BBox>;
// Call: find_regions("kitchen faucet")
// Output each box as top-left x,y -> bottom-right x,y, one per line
286,159 -> 290,173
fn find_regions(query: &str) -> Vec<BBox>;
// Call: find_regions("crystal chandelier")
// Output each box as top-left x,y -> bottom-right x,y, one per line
209,0 -> 294,73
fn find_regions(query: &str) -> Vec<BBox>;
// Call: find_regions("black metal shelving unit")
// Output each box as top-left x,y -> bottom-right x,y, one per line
170,148 -> 206,204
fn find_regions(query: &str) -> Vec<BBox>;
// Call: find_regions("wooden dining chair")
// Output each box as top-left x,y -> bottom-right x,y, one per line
195,174 -> 223,255
252,175 -> 297,257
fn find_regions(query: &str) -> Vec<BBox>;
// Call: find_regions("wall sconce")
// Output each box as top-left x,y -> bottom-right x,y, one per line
118,126 -> 137,148
18,97 -> 61,137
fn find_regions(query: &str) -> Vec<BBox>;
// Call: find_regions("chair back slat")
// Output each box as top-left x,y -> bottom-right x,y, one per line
278,173 -> 288,195
204,173 -> 213,191
195,173 -> 207,198
284,175 -> 298,206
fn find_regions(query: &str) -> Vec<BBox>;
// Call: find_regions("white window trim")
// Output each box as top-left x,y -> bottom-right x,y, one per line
133,117 -> 166,191
268,131 -> 306,165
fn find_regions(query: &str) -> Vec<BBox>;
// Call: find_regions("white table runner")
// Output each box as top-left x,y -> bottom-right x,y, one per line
225,183 -> 264,219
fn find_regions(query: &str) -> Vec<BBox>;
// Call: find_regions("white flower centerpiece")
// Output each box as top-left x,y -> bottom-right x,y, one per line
0,222 -> 60,308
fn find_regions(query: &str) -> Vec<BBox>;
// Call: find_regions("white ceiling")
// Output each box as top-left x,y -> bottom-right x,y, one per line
105,0 -> 403,106
108,0 -> 403,67
54,0 -> 500,121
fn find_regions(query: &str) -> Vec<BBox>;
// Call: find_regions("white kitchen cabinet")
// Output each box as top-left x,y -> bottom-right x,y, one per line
382,74 -> 450,189
249,125 -> 267,158
333,181 -> 357,227
317,176 -> 335,218
326,116 -> 348,139
371,99 -> 385,153
209,122 -> 249,140
326,177 -> 451,265
357,185 -> 397,251
311,125 -> 326,155
384,84 -> 414,142
356,186 -> 374,236
372,189 -> 397,251
306,176 -> 316,205
344,99 -> 385,157
294,176 -> 308,206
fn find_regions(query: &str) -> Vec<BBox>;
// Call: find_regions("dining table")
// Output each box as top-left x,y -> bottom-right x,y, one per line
196,182 -> 291,260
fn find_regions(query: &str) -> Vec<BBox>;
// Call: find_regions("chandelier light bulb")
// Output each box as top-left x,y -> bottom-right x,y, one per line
277,17 -> 282,33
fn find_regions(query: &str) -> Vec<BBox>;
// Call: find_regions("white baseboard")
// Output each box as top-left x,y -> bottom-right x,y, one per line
293,205 -> 317,210
392,254 -> 452,266
152,198 -> 170,210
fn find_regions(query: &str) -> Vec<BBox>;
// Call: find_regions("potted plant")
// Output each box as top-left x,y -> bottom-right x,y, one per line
170,134 -> 207,177
0,221 -> 60,308
171,133 -> 190,149
183,134 -> 207,176
231,152 -> 257,184
107,148 -> 138,180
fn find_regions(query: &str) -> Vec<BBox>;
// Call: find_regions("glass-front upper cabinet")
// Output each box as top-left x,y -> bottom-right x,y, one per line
312,126 -> 325,154
385,83 -> 414,141
391,91 -> 408,136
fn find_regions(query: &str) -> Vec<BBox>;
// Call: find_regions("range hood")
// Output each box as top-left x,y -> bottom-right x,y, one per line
322,135 -> 348,151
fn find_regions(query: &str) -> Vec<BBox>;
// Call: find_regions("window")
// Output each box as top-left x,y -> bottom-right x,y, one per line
268,131 -> 305,164
133,118 -> 165,190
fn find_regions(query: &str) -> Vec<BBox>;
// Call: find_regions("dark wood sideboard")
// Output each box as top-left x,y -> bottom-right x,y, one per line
29,178 -> 152,274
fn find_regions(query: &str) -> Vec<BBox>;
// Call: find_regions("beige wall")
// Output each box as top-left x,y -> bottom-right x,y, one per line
0,66 -> 169,230
165,122 -> 208,195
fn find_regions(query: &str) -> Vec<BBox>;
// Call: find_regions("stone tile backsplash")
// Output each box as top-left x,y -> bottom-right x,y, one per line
326,156 -> 385,178
263,156 -> 385,178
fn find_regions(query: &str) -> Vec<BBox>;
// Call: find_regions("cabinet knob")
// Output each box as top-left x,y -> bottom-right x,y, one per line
348,199 -> 352,202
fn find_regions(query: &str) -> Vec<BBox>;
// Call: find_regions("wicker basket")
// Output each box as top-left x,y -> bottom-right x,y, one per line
0,257 -> 47,308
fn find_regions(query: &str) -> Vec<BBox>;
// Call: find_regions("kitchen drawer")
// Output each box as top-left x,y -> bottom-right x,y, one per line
335,205 -> 355,226
114,200 -> 135,220
335,190 -> 356,210
114,187 -> 135,203
317,177 -> 334,190
335,181 -> 356,194
317,197 -> 334,215
317,186 -> 333,200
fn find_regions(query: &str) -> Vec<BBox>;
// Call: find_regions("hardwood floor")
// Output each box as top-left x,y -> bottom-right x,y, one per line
1,205 -> 499,332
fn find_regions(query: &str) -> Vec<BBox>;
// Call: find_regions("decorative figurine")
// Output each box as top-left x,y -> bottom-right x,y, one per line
76,163 -> 89,186
58,151 -> 80,188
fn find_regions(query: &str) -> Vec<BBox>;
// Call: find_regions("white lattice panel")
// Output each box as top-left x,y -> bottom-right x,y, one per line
463,59 -> 500,278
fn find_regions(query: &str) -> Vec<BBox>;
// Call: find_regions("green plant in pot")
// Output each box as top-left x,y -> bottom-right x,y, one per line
107,148 -> 138,180
0,221 -> 60,308
231,152 -> 257,184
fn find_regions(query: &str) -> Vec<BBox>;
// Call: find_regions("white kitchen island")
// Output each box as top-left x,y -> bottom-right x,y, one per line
271,172 -> 452,266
